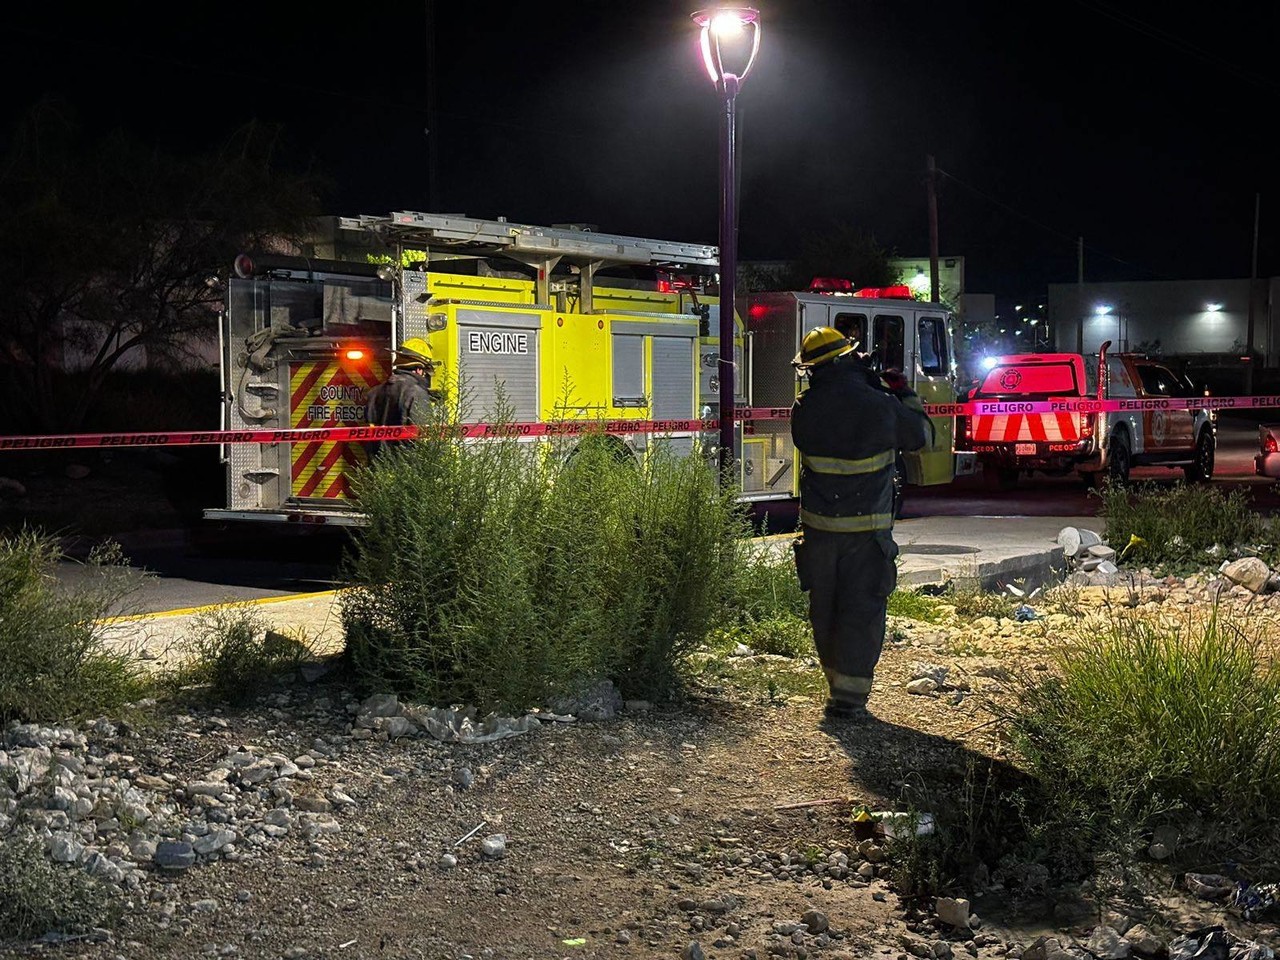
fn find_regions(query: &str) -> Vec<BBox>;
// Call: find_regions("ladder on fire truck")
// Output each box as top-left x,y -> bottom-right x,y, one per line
337,212 -> 721,311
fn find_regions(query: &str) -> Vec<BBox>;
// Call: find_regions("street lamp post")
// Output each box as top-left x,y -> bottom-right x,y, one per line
692,7 -> 761,482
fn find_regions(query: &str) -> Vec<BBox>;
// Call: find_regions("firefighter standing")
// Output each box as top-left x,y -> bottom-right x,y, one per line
790,327 -> 930,721
365,338 -> 438,454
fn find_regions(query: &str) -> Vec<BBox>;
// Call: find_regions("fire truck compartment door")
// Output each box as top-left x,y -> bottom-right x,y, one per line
652,336 -> 695,419
457,310 -> 541,422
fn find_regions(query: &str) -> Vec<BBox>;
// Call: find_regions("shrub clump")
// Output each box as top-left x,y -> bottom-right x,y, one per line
0,833 -> 120,941
1098,481 -> 1279,569
1006,612 -> 1280,866
175,603 -> 314,704
946,584 -> 1019,622
0,530 -> 147,724
341,418 -> 745,711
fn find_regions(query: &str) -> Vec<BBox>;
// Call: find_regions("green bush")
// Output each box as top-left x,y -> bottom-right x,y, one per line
0,530 -> 147,723
729,546 -> 808,622
947,584 -> 1019,621
888,588 -> 945,622
341,410 -> 747,711
1006,612 -> 1280,863
1098,481 -> 1279,568
0,834 -> 120,941
175,604 -> 314,704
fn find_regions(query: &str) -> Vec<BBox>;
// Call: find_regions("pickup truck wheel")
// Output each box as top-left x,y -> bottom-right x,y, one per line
1107,430 -> 1132,486
1184,429 -> 1215,483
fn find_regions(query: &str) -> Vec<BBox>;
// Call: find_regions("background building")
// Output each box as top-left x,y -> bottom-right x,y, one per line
1047,278 -> 1279,392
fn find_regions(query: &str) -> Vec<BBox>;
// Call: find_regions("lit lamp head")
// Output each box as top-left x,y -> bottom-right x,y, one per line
691,7 -> 761,89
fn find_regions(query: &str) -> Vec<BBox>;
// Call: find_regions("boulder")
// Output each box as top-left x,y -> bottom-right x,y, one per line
1221,557 -> 1273,594
935,897 -> 970,929
1057,527 -> 1082,558
1085,926 -> 1131,959
1123,924 -> 1165,958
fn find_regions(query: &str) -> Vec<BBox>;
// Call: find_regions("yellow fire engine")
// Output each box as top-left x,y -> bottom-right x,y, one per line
206,213 -> 967,524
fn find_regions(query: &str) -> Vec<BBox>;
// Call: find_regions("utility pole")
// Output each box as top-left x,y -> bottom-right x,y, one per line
426,0 -> 439,211
1076,236 -> 1085,354
1246,192 -> 1260,393
926,155 -> 940,303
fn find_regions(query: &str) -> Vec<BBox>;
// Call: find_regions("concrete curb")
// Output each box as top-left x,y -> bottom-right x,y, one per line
899,545 -> 1066,592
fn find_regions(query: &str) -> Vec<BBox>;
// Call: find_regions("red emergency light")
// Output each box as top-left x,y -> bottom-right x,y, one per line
343,348 -> 366,361
852,285 -> 913,299
1265,434 -> 1278,454
809,277 -> 854,292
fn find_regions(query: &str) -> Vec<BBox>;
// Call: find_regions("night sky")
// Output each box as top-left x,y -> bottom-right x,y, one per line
5,1 -> 1277,309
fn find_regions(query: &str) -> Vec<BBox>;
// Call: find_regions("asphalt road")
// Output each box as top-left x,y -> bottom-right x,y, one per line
62,415 -> 1275,612
898,415 -> 1277,519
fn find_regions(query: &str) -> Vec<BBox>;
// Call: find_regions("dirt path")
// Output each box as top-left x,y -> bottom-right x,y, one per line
6,582 -> 1279,959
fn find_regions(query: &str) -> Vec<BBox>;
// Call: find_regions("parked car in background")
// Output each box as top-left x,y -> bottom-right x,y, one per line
1257,424 -> 1280,479
955,342 -> 1215,488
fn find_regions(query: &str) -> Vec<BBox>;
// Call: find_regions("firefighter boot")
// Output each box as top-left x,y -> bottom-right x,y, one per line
823,669 -> 872,721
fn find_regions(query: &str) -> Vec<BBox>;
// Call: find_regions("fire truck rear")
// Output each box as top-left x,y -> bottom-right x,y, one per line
207,213 -> 726,524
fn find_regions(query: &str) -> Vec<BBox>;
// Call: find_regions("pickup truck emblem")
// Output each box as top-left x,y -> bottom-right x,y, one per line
999,369 -> 1023,391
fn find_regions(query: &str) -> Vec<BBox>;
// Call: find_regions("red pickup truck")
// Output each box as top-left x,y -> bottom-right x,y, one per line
956,344 -> 1215,489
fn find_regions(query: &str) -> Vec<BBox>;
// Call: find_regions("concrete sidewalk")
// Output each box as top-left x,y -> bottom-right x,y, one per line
893,514 -> 1088,589
105,515 -> 1089,664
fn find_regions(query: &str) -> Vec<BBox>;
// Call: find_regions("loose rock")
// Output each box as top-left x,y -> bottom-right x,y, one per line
935,897 -> 970,929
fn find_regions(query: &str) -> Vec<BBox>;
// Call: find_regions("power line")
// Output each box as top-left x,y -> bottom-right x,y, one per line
935,167 -> 1169,280
1071,0 -> 1280,98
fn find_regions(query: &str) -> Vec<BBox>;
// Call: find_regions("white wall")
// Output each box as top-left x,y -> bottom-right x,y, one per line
1048,278 -> 1272,356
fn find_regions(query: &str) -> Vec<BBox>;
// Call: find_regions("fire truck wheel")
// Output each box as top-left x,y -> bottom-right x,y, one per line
1107,430 -> 1132,486
1184,429 -> 1215,483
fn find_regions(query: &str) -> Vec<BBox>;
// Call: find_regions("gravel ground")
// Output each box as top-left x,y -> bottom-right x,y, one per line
3,576 -> 1280,960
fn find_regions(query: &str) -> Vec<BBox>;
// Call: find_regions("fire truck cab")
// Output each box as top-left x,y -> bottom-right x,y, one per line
737,284 -> 975,501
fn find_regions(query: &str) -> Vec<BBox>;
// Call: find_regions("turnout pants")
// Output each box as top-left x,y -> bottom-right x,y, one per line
794,526 -> 899,708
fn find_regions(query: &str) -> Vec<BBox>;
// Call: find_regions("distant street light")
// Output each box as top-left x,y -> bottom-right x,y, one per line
1096,303 -> 1122,350
692,6 -> 761,482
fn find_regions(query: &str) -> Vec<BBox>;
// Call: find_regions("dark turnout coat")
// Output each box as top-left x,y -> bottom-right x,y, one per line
366,370 -> 435,429
791,356 -> 929,532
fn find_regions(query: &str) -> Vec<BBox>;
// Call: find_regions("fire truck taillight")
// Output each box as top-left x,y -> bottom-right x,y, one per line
344,349 -> 366,361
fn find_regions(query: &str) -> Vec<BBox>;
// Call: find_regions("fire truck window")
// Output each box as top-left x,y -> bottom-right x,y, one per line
832,313 -> 867,348
873,315 -> 905,372
918,316 -> 946,376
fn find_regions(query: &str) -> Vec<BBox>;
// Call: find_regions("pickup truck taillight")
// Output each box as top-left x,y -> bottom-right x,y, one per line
1080,413 -> 1094,439
1265,434 -> 1279,455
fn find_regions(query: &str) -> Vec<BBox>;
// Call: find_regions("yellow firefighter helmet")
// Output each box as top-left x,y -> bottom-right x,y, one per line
793,327 -> 854,368
394,337 -> 435,369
